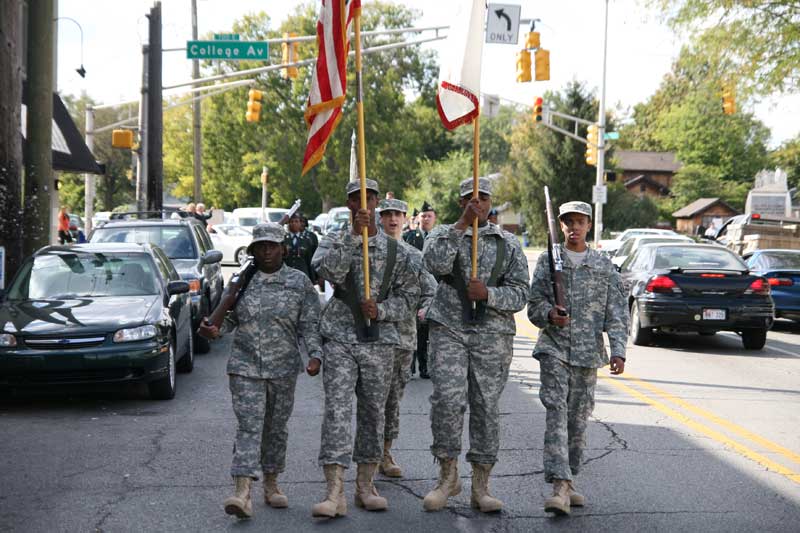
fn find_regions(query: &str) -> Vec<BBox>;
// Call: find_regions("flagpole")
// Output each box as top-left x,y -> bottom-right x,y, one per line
471,115 -> 480,279
353,9 -> 372,316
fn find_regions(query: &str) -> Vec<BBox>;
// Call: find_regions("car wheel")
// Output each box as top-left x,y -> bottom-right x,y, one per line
630,301 -> 653,346
194,296 -> 212,354
149,339 -> 177,400
177,326 -> 194,373
741,328 -> 767,350
235,247 -> 248,266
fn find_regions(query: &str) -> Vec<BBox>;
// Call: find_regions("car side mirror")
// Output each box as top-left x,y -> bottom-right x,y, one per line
167,280 -> 190,295
203,250 -> 223,264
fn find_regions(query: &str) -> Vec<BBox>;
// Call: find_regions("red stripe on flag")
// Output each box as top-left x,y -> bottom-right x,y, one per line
436,81 -> 480,130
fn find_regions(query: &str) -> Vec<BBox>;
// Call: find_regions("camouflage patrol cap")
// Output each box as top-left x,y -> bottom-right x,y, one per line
345,179 -> 380,196
247,222 -> 286,253
377,198 -> 408,214
558,201 -> 593,220
459,177 -> 492,197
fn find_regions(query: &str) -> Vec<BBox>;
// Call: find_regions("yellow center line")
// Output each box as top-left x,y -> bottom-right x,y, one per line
513,311 -> 800,486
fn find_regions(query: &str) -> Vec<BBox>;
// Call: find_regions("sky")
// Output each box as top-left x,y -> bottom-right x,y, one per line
56,0 -> 800,148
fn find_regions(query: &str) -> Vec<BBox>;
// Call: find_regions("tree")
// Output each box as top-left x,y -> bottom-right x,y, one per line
647,0 -> 800,95
603,183 -> 660,231
770,136 -> 800,189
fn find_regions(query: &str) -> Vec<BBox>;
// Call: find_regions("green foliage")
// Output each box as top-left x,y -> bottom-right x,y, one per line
770,136 -> 800,189
663,163 -> 749,216
449,105 -> 521,173
602,182 -> 660,233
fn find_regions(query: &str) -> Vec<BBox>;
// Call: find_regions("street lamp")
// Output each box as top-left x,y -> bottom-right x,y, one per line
54,17 -> 87,78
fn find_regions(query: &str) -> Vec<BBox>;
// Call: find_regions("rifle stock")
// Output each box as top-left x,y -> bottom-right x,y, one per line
201,259 -> 257,334
544,187 -> 567,314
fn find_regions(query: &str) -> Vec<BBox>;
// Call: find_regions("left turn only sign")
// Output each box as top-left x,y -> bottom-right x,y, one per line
186,40 -> 269,60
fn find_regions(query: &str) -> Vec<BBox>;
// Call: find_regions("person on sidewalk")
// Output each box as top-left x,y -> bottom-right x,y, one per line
421,177 -> 529,513
376,198 -> 437,479
527,201 -> 629,516
57,207 -> 72,245
198,223 -> 323,520
310,179 -> 420,518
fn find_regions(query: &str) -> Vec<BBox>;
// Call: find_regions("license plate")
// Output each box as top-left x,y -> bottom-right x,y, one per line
703,308 -> 726,320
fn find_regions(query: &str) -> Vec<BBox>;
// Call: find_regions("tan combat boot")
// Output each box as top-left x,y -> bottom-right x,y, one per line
312,464 -> 347,518
263,473 -> 289,508
223,476 -> 253,519
422,458 -> 462,511
354,463 -> 388,511
379,440 -> 402,478
470,462 -> 503,512
569,482 -> 585,507
544,479 -> 571,516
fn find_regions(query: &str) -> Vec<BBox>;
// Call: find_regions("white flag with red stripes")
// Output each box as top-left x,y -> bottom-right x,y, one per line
302,0 -> 360,175
436,0 -> 485,130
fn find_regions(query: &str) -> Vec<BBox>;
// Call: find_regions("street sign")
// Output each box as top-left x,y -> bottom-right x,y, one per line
186,40 -> 268,61
214,33 -> 240,41
593,185 -> 608,205
482,94 -> 500,118
604,131 -> 620,140
486,4 -> 521,45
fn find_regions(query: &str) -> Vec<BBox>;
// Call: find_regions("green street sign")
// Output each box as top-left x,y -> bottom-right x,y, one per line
186,40 -> 268,61
604,131 -> 620,140
214,33 -> 239,41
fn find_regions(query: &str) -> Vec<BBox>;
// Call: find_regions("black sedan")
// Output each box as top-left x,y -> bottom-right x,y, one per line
0,243 -> 193,399
620,243 -> 774,349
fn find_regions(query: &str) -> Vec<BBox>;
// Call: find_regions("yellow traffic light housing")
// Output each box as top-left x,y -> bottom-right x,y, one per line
585,123 -> 599,166
281,32 -> 299,79
516,50 -> 531,83
534,49 -> 550,81
111,129 -> 134,149
246,89 -> 263,123
525,31 -> 540,49
722,85 -> 736,115
533,96 -> 544,123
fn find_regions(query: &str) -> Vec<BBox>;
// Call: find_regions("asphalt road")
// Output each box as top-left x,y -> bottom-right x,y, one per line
1,256 -> 799,532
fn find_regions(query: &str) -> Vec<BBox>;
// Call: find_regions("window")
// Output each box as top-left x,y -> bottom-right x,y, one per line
91,226 -> 197,259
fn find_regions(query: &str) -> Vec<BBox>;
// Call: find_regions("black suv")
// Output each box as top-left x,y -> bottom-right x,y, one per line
89,212 -> 224,353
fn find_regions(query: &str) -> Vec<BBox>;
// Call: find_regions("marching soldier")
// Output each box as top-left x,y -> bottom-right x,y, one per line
422,178 -> 529,513
527,201 -> 629,516
311,179 -> 420,518
282,211 -> 318,281
199,223 -> 323,520
376,198 -> 437,478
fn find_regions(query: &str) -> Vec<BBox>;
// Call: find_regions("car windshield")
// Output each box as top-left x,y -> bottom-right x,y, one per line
218,226 -> 251,237
653,247 -> 745,271
7,252 -> 158,299
758,252 -> 800,270
91,226 -> 197,259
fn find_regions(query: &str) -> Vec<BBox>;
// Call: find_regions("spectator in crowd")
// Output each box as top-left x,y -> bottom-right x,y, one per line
57,206 -> 72,245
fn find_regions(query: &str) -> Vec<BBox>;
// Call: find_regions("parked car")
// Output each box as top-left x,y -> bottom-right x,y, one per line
310,213 -> 329,234
612,235 -> 695,268
230,207 -> 289,228
0,243 -> 193,399
209,224 -> 252,265
743,249 -> 800,322
322,207 -> 351,234
597,228 -> 678,256
620,243 -> 774,349
89,213 -> 223,353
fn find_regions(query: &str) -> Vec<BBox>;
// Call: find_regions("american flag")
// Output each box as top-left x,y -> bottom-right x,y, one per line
301,0 -> 361,176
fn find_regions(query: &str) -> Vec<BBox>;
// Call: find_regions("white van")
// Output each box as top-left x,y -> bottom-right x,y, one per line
230,207 -> 289,227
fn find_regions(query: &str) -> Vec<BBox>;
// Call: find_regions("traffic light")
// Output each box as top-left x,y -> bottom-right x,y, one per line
585,123 -> 599,166
516,50 -> 531,83
246,89 -> 263,123
111,129 -> 134,149
525,31 -> 540,49
533,96 -> 544,122
722,84 -> 736,115
281,32 -> 299,79
534,49 -> 550,81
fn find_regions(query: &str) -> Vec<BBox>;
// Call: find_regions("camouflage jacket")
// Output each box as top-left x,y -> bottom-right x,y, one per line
225,265 -> 323,379
527,245 -> 629,368
423,223 -> 529,334
396,240 -> 438,351
312,229 -> 420,345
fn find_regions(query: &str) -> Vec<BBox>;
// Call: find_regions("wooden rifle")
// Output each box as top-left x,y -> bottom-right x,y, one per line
198,259 -> 257,337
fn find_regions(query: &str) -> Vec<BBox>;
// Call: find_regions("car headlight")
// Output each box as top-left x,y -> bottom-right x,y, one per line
113,325 -> 157,343
0,333 -> 17,347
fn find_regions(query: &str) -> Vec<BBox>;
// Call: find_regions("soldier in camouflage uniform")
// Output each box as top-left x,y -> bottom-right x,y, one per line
282,212 -> 318,281
422,177 -> 530,513
199,223 -> 323,520
527,201 -> 628,516
376,198 -> 437,478
310,179 -> 420,518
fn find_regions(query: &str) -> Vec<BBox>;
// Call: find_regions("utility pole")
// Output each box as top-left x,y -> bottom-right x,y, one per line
191,0 -> 202,203
594,0 -> 609,244
84,107 -> 94,233
261,166 -> 268,222
0,0 -> 24,284
146,1 -> 163,212
23,0 -> 54,257
136,44 -> 149,211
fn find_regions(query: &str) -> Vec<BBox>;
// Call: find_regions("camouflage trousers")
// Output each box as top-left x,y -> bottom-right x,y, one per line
428,324 -> 513,464
318,340 -> 394,468
229,373 -> 297,479
384,348 -> 413,440
538,355 -> 598,482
